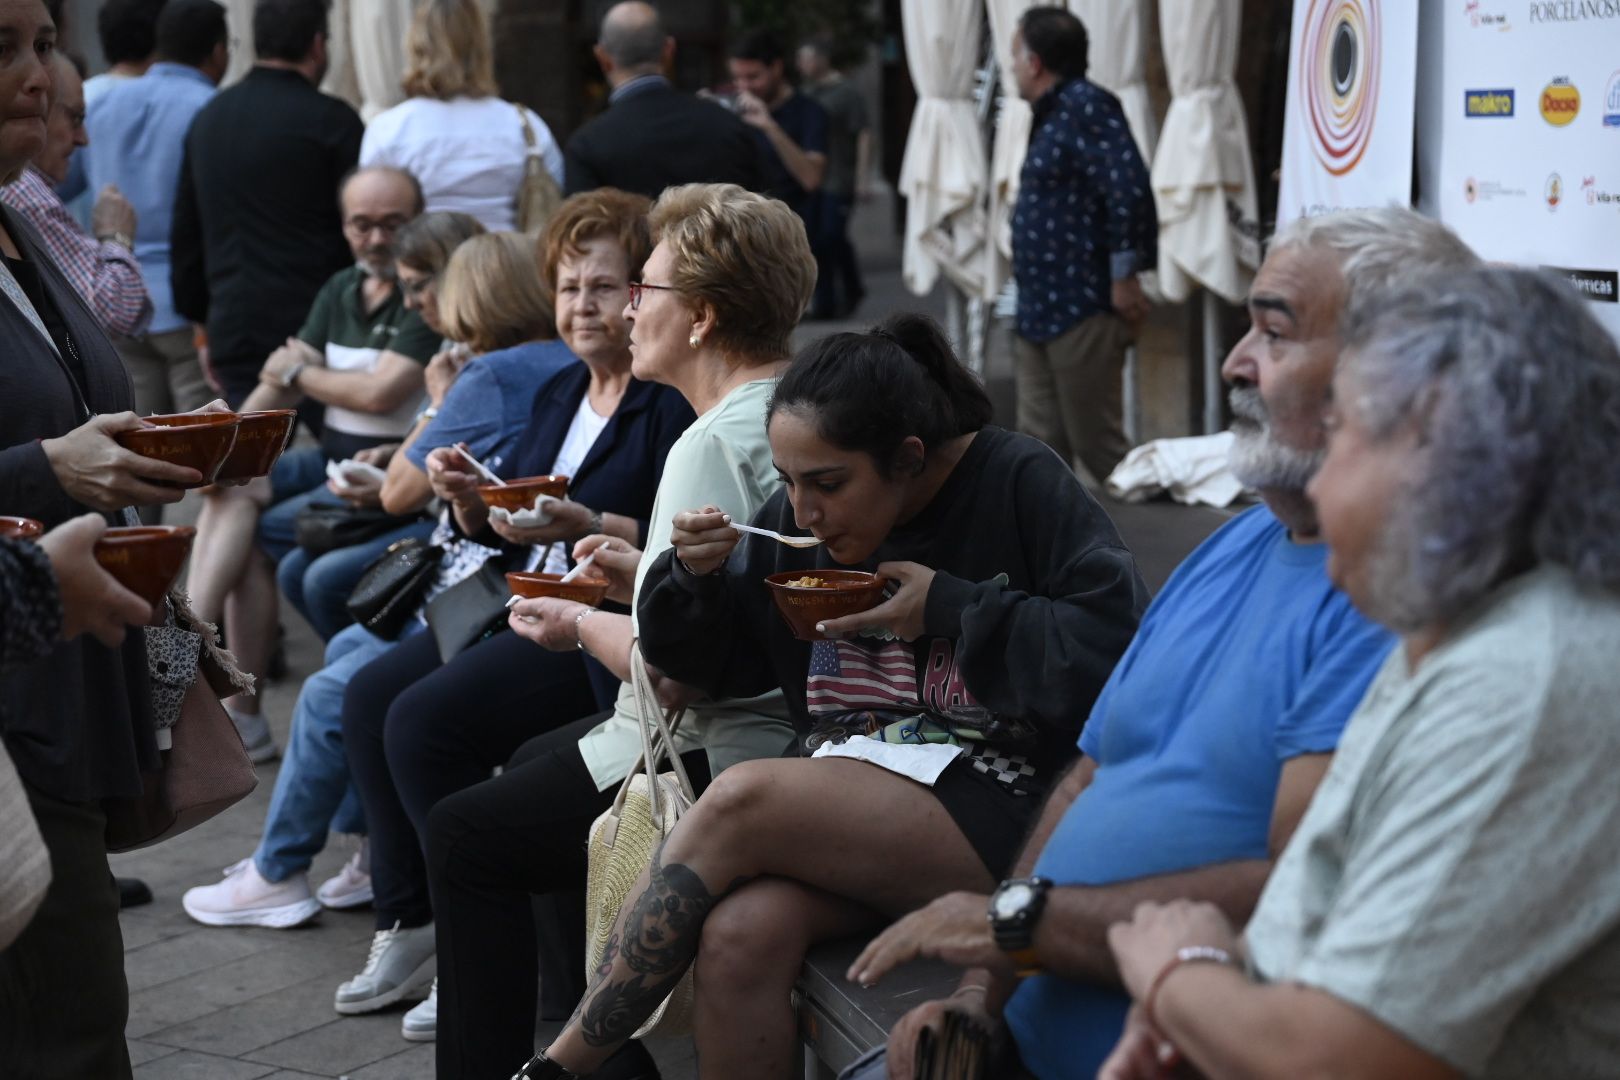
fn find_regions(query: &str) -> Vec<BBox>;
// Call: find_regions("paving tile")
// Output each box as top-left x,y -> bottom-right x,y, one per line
125,925 -> 275,994
127,1038 -> 179,1066
141,973 -> 364,1058
132,1049 -> 278,1079
240,1010 -> 415,1075
346,1043 -> 437,1080
258,1072 -> 332,1080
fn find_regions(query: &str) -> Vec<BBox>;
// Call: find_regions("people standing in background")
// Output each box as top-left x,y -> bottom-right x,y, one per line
564,1 -> 762,199
728,29 -> 827,231
360,0 -> 563,233
1010,7 -> 1154,486
797,34 -> 870,319
0,51 -> 152,339
85,0 -> 225,420
171,0 -> 362,407
85,0 -> 164,106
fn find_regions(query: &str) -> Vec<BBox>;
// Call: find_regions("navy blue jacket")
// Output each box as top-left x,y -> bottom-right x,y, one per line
498,361 -> 694,565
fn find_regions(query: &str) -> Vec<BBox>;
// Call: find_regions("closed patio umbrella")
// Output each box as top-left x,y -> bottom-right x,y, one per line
983,0 -> 1038,299
899,0 -> 990,297
1069,0 -> 1158,166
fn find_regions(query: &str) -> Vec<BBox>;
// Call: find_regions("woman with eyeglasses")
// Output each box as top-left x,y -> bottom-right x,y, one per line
331,189 -> 695,1037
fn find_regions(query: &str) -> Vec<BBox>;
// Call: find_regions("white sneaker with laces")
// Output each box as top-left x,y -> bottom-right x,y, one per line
181,858 -> 322,929
228,706 -> 280,764
317,840 -> 373,910
401,978 -> 437,1041
334,921 -> 436,1014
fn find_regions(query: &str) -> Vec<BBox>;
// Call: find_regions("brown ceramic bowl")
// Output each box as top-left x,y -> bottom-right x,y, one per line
478,475 -> 570,513
93,525 -> 196,608
505,571 -> 611,608
0,515 -> 44,540
113,412 -> 240,488
764,570 -> 889,641
213,409 -> 297,482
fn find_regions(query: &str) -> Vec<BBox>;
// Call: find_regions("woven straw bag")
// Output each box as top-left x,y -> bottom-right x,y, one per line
583,643 -> 697,1038
514,104 -> 563,236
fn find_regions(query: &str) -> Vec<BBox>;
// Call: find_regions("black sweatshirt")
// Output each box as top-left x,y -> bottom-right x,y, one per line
637,426 -> 1150,785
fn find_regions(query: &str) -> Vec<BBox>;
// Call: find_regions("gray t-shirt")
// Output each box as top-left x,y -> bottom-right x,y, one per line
805,76 -> 868,199
1246,565 -> 1620,1078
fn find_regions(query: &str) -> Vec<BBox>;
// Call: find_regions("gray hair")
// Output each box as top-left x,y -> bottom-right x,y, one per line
1269,206 -> 1480,315
599,1 -> 665,69
1338,266 -> 1620,630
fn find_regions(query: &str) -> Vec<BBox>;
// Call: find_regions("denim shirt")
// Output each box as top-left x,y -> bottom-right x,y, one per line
1012,78 -> 1156,344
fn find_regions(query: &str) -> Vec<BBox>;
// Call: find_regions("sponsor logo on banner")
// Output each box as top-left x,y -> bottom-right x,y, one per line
1547,172 -> 1563,209
1583,176 -> 1620,206
1528,1 -> 1620,23
1464,0 -> 1511,26
1465,176 -> 1528,203
1544,266 -> 1619,302
1605,71 -> 1620,126
1465,88 -> 1516,116
1541,78 -> 1581,125
1301,0 -> 1383,175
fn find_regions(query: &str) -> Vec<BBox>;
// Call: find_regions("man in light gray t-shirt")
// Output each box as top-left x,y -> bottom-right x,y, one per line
1246,564 -> 1620,1078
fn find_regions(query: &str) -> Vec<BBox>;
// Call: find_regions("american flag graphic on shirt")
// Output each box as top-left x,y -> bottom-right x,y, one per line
806,638 -> 917,713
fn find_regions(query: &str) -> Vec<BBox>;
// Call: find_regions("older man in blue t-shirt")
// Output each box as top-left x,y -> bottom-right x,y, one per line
844,208 -> 1480,1080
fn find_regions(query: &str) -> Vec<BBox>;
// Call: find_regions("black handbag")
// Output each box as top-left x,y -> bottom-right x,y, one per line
423,560 -> 510,661
346,538 -> 440,640
295,502 -> 411,557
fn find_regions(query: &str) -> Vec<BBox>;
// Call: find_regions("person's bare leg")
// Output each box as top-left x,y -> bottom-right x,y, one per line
223,551 -> 278,716
692,877 -> 878,1080
187,481 -> 269,623
544,757 -> 995,1073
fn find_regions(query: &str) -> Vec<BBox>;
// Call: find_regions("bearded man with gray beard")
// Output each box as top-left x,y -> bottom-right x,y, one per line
841,207 -> 1481,1080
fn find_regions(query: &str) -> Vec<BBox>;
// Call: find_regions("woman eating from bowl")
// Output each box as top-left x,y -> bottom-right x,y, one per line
335,188 -> 694,1028
425,182 -> 814,1077
180,222 -> 571,940
513,313 -> 1149,1079
1101,267 -> 1620,1080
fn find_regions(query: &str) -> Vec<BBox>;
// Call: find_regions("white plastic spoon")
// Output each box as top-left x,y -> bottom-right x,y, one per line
730,521 -> 823,548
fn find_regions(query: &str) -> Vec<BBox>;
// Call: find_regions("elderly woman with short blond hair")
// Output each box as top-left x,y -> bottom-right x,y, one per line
360,0 -> 563,232
1102,267 -> 1620,1080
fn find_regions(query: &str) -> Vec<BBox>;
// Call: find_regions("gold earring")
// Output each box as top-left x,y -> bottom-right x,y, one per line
689,333 -> 702,348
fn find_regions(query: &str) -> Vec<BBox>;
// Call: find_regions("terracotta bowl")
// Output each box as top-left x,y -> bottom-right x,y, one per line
93,525 -> 196,608
505,571 -> 611,608
0,515 -> 44,540
214,409 -> 297,482
113,412 -> 240,488
478,475 -> 570,513
764,570 -> 888,641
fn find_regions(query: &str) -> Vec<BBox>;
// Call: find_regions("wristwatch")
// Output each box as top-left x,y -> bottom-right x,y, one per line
98,231 -> 133,250
280,361 -> 308,389
988,876 -> 1052,974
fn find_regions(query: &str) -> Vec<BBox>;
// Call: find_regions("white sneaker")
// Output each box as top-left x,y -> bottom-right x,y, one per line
317,840 -> 373,910
334,921 -> 436,1014
401,978 -> 437,1041
182,858 -> 322,929
229,707 -> 280,764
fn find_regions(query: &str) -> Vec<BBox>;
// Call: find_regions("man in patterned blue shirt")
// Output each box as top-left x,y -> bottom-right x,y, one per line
1010,7 -> 1155,485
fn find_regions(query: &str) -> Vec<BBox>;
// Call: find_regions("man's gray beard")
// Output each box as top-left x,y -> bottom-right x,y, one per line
1226,388 -> 1325,492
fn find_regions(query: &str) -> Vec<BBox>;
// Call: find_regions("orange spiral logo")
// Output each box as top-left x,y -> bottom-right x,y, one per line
1301,0 -> 1381,176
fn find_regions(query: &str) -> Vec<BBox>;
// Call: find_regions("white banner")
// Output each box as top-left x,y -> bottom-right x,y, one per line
1278,0 -> 1420,228
1418,0 -> 1620,341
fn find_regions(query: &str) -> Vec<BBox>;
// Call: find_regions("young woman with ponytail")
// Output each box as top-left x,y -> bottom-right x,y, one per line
514,314 -> 1149,1080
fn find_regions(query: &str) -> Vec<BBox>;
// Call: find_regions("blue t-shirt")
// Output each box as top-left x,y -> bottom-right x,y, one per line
404,340 -> 576,474
1003,506 -> 1394,1079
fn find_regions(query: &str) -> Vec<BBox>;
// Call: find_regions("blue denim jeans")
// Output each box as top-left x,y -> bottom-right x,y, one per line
258,445 -> 329,566
277,518 -> 436,641
253,620 -> 423,882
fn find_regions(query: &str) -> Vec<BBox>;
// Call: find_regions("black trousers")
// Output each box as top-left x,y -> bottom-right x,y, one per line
0,784 -> 130,1080
428,713 -> 711,1080
341,627 -> 612,930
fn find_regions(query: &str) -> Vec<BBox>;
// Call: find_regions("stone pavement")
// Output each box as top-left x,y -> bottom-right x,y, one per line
112,193 -> 944,1079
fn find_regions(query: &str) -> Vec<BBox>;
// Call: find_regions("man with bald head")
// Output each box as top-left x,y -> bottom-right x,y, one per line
564,0 -> 762,197
0,52 -> 151,339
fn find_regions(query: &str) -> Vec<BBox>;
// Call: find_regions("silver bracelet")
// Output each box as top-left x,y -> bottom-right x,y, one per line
574,607 -> 593,653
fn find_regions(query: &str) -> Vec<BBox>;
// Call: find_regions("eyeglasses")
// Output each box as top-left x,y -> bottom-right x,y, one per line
627,281 -> 676,311
344,216 -> 408,237
398,272 -> 436,298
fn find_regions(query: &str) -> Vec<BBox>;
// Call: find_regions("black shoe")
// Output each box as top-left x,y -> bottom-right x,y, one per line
513,1044 -> 660,1080
117,877 -> 153,909
513,1051 -> 580,1080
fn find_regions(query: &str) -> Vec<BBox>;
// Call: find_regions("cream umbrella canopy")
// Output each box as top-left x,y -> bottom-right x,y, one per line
983,0 -> 1037,299
899,0 -> 990,297
1151,0 -> 1259,304
1069,0 -> 1158,165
